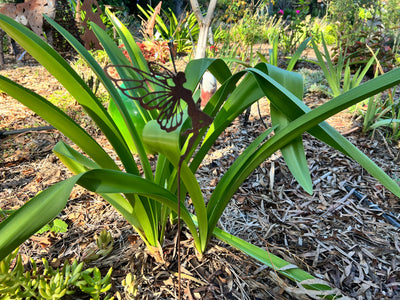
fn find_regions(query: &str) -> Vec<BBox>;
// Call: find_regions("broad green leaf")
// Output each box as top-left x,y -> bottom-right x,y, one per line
212,227 -> 339,297
53,141 -> 100,174
241,66 -> 400,198
75,170 -> 199,246
0,14 -> 134,173
207,127 -> 276,238
184,58 -> 232,91
222,67 -> 400,206
189,214 -> 339,298
196,71 -> 258,169
90,22 -> 154,179
0,177 -> 76,261
142,121 -> 206,251
107,94 -> 147,153
0,169 -> 196,260
0,74 -> 118,170
204,65 -> 400,240
45,15 -> 144,175
105,8 -> 149,72
264,64 -> 313,194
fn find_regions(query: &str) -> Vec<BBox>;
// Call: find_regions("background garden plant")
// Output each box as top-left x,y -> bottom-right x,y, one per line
358,50 -> 400,140
137,3 -> 199,54
310,31 -> 400,140
1,1 -> 400,298
311,33 -> 375,98
0,249 -> 113,299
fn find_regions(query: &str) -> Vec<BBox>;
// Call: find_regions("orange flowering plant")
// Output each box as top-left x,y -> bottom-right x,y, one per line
136,40 -> 170,64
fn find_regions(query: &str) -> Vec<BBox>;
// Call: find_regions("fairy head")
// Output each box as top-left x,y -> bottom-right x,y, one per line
173,72 -> 187,86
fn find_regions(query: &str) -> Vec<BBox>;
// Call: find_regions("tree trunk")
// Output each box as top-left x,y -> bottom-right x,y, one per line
195,22 -> 209,59
189,0 -> 217,59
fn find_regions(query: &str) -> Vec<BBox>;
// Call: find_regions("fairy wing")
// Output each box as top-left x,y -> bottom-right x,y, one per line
105,64 -> 172,108
147,61 -> 176,79
105,64 -> 184,132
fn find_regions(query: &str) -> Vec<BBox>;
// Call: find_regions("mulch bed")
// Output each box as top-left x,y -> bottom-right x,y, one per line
1,60 -> 400,299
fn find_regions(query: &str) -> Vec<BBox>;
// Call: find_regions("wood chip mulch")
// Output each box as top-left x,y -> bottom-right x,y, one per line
1,63 -> 400,299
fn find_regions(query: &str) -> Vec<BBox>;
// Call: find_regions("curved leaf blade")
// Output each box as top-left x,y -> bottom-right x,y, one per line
0,177 -> 76,261
0,14 -> 134,173
142,121 -> 205,250
0,75 -> 118,170
265,64 -> 312,194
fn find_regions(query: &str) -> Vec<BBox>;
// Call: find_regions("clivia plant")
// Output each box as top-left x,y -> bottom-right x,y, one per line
1,8 -> 400,298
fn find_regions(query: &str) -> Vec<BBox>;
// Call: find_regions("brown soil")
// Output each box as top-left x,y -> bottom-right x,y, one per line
1,57 -> 400,299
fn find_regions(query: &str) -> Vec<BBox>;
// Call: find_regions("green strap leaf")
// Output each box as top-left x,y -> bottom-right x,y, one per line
142,121 -> 205,251
45,15 -> 141,175
90,22 -> 154,180
207,127 -> 276,239
0,74 -> 118,170
184,58 -> 232,91
0,14 -> 134,174
262,64 -> 313,194
0,169 -> 197,260
0,177 -> 76,261
105,8 -> 149,72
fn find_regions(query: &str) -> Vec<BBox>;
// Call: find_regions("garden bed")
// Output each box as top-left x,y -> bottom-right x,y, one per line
1,58 -> 400,299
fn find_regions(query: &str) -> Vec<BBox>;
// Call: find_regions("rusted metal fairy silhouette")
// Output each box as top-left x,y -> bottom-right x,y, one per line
105,62 -> 213,163
105,62 -> 213,298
